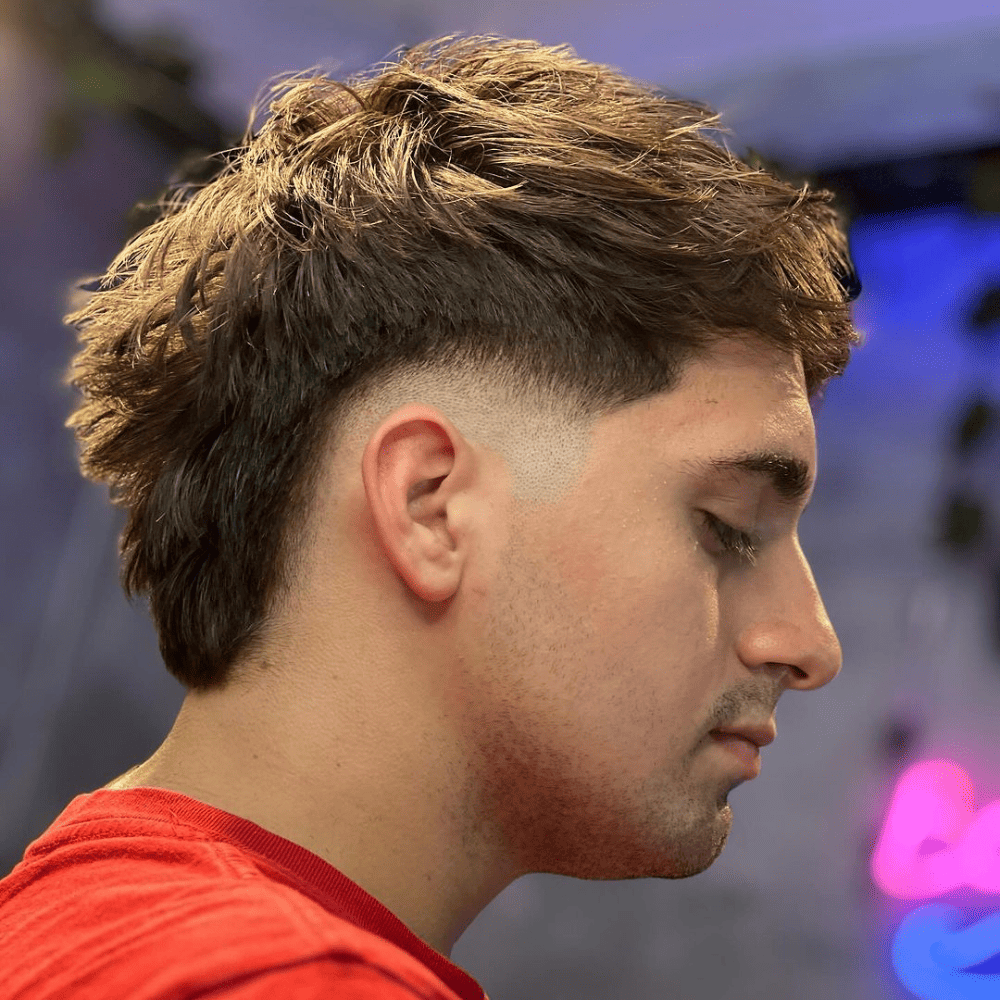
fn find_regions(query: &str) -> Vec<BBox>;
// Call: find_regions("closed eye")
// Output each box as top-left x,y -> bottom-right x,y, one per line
700,510 -> 761,566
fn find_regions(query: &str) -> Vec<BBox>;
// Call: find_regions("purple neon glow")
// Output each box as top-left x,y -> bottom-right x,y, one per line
872,759 -> 999,900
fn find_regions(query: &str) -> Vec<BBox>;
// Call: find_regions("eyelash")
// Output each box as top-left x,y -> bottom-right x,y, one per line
700,511 -> 761,566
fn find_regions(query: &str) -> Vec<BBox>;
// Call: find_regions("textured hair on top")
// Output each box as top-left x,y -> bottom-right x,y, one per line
64,34 -> 862,693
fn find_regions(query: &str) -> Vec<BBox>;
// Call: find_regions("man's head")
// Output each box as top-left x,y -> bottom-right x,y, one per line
65,34 -> 858,696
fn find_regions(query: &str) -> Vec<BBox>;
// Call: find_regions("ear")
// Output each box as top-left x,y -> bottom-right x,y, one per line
360,404 -> 474,604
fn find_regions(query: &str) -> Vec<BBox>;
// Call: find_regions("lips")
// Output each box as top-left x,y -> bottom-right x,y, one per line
710,724 -> 776,748
709,732 -> 763,779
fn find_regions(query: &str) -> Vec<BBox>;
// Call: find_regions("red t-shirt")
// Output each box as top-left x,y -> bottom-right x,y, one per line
0,787 -> 489,1000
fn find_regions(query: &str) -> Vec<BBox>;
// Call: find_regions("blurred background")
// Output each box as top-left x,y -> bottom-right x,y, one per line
2,1 -> 1000,998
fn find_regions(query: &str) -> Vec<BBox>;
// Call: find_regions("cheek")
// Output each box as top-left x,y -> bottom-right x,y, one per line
471,516 -> 723,789
542,510 -> 719,699
505,493 -> 717,648
541,509 -> 613,610
541,500 -> 673,614
595,537 -> 723,741
536,499 -> 718,659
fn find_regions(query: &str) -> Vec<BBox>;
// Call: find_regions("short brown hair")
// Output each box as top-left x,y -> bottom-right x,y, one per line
64,34 -> 861,692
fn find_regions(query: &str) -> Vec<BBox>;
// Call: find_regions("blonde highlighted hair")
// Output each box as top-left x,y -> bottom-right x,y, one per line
65,35 -> 861,691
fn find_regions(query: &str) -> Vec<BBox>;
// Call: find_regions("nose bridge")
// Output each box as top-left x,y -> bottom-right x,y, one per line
740,537 -> 843,689
798,543 -> 841,663
782,539 -> 842,687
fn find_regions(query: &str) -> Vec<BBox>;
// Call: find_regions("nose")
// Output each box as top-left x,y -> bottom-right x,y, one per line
735,541 -> 843,692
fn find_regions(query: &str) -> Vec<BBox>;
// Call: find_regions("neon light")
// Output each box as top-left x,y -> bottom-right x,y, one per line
871,759 -> 1000,995
871,760 -> 998,900
891,904 -> 1000,998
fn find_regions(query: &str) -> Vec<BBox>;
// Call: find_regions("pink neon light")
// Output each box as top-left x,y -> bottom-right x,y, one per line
871,759 -> 1000,900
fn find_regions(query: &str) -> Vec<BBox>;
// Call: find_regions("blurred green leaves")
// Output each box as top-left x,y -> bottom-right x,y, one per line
63,50 -> 131,110
968,151 -> 1000,215
11,0 -> 234,165
938,493 -> 989,552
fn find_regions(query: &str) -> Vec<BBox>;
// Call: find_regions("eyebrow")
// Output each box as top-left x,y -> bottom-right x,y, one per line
680,449 -> 816,508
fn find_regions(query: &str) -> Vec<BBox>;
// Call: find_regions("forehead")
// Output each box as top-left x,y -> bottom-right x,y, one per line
599,341 -> 816,487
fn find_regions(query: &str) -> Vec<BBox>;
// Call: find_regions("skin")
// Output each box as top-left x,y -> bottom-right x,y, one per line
104,338 -> 842,959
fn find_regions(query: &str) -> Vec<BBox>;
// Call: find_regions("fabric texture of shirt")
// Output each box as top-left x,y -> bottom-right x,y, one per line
0,786 -> 488,1000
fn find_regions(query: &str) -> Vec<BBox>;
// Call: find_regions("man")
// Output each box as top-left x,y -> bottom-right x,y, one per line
0,33 -> 860,1000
